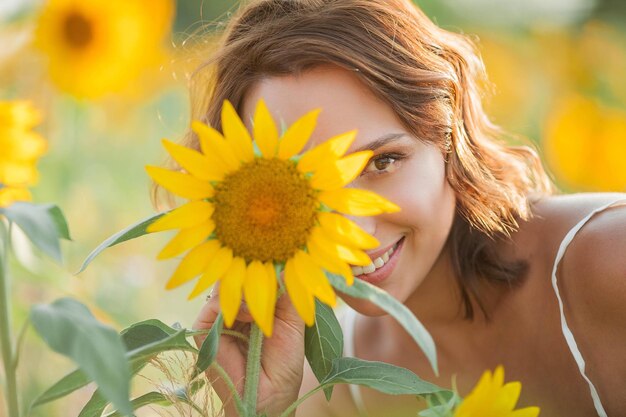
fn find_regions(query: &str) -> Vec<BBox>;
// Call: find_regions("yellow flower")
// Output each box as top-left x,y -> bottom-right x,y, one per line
543,94 -> 626,192
35,0 -> 173,99
455,366 -> 540,417
147,99 -> 400,336
0,101 -> 47,207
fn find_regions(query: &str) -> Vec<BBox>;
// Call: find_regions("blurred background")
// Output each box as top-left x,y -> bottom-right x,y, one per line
1,0 -> 625,415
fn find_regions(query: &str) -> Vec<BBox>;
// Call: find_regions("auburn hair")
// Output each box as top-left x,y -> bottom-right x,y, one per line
165,0 -> 554,319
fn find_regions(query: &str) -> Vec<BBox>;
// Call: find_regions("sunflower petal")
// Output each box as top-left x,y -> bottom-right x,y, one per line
319,188 -> 400,216
220,257 -> 247,328
310,150 -> 373,190
297,130 -> 356,174
157,219 -> 215,259
253,99 -> 279,158
188,246 -> 233,299
165,240 -> 220,289
244,261 -> 277,336
264,262 -> 278,330
317,212 -> 379,249
308,237 -> 355,285
309,227 -> 371,266
294,251 -> 336,307
284,258 -> 315,326
511,407 -> 541,417
221,100 -> 254,163
277,109 -> 320,159
162,139 -> 226,181
147,201 -> 215,233
191,120 -> 240,172
146,166 -> 214,200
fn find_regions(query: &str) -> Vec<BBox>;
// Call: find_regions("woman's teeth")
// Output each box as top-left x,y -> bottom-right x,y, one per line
351,242 -> 398,276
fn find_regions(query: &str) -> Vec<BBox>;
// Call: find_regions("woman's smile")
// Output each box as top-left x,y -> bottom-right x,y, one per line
351,236 -> 405,284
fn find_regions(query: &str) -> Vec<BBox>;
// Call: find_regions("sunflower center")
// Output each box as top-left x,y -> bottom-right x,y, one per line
213,158 -> 318,263
63,12 -> 93,49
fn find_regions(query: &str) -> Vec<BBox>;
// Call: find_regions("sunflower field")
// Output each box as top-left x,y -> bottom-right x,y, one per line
0,0 -> 625,416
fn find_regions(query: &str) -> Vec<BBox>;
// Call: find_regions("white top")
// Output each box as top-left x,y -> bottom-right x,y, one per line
340,198 -> 625,417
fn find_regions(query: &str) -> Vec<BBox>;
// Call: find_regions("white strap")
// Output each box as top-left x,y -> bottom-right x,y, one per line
551,199 -> 625,417
342,308 -> 370,417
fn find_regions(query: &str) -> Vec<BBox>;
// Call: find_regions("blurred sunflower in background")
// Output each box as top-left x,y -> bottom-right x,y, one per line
147,99 -> 400,336
0,100 -> 46,207
543,94 -> 626,192
34,0 -> 174,99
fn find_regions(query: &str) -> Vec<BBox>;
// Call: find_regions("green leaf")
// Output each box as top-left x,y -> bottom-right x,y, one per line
192,313 -> 223,379
78,390 -> 108,417
0,202 -> 71,262
327,273 -> 438,375
418,390 -> 460,417
31,369 -> 91,407
120,319 -> 178,351
103,380 -> 207,417
30,298 -> 133,416
321,357 -> 444,396
305,300 -> 343,401
77,212 -> 166,273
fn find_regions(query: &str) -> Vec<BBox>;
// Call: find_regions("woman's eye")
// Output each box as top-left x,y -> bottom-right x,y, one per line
363,154 -> 401,175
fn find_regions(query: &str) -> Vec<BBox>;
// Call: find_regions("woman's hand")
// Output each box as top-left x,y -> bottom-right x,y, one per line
193,285 -> 306,417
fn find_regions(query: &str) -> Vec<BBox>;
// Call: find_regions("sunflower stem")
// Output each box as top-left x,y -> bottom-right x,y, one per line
243,323 -> 264,416
0,220 -> 20,417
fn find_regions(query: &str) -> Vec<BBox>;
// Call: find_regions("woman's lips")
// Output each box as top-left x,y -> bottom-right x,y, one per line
351,237 -> 405,284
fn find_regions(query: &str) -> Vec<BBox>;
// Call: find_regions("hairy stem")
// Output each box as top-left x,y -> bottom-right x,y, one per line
243,323 -> 264,416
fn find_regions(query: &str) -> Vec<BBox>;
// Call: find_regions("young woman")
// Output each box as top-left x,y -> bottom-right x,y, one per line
191,1 -> 626,416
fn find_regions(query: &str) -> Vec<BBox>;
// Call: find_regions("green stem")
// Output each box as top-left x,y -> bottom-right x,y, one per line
0,220 -> 19,417
277,385 -> 326,417
243,323 -> 264,417
211,363 -> 246,416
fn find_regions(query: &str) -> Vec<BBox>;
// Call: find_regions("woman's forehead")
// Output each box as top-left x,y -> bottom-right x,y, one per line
241,66 -> 407,151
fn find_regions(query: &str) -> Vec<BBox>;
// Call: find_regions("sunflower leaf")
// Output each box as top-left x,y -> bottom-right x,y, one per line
321,357 -> 444,396
305,300 -> 343,401
30,298 -> 133,416
77,211 -> 166,273
327,273 -> 439,375
31,369 -> 91,408
77,390 -> 108,417
0,202 -> 70,263
192,313 -> 223,379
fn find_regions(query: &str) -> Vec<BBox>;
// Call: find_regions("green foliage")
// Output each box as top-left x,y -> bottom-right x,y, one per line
320,357 -> 445,396
192,313 -> 223,379
304,300 -> 343,401
30,298 -> 133,416
77,212 -> 166,273
0,202 -> 70,263
327,273 -> 438,375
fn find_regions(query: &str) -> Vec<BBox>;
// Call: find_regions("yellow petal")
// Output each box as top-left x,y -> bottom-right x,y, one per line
317,212 -> 379,249
319,188 -> 400,216
187,246 -> 233,299
162,139 -> 226,181
294,251 -> 336,307
146,166 -> 214,200
511,407 -> 541,417
191,120 -> 240,172
165,240 -> 220,289
284,258 -> 316,326
243,261 -> 277,337
499,382 -> 522,410
310,150 -> 373,190
220,257 -> 246,328
277,109 -> 320,159
157,219 -> 215,259
309,227 -> 371,266
264,262 -> 278,329
0,187 -> 32,208
308,238 -> 354,285
147,201 -> 214,233
221,100 -> 254,163
253,99 -> 279,158
297,130 -> 356,173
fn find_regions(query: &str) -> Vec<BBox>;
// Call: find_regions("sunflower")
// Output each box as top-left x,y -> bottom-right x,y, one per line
0,101 -> 47,207
35,0 -> 173,99
147,99 -> 399,336
454,366 -> 540,417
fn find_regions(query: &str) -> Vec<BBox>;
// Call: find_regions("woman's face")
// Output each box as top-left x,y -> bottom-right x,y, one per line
242,65 -> 457,315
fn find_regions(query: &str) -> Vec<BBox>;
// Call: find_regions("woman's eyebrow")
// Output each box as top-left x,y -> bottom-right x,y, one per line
353,133 -> 407,152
